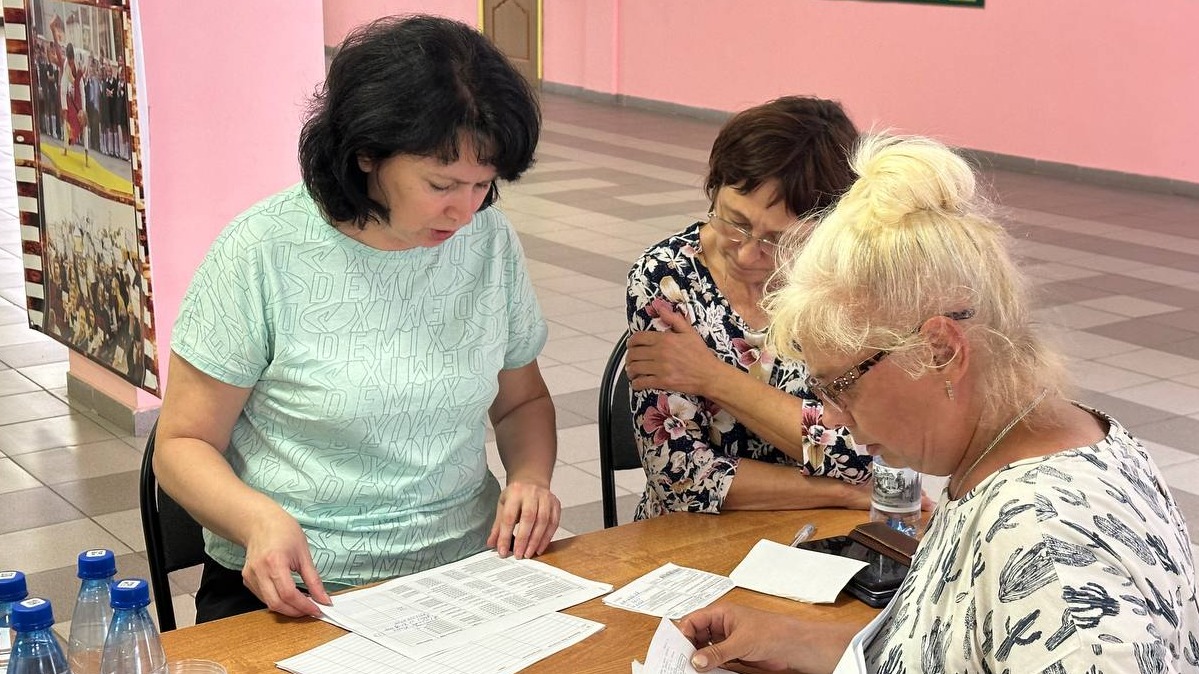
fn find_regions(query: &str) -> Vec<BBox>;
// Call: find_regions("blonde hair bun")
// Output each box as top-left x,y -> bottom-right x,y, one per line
845,134 -> 977,226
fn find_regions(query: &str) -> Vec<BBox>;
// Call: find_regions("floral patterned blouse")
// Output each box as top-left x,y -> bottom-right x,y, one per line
626,222 -> 872,520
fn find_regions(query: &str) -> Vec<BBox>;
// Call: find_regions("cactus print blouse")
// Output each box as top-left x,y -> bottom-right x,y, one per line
626,222 -> 872,520
864,408 -> 1199,674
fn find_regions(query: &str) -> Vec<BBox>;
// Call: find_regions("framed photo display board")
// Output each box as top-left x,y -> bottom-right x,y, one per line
4,0 -> 159,394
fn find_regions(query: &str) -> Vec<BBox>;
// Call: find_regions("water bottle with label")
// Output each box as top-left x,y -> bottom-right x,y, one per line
69,548 -> 117,674
869,455 -> 923,538
100,579 -> 166,674
1,571 -> 29,667
7,598 -> 70,674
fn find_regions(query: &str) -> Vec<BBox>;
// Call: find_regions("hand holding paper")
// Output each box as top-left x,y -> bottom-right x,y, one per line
635,617 -> 735,674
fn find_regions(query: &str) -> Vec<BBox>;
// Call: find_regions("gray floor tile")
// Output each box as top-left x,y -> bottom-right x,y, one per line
553,388 -> 600,424
11,438 -> 143,484
1148,309 -> 1199,333
1132,286 -> 1199,309
1035,281 -> 1118,307
1085,319 -> 1196,348
0,486 -> 83,534
0,389 -> 71,425
48,470 -> 141,517
0,457 -> 42,493
0,412 -> 117,455
1158,337 -> 1199,361
0,338 -> 69,367
1130,415 -> 1199,450
1075,390 -> 1178,427
0,300 -> 30,325
559,493 -> 639,533
0,368 -> 38,395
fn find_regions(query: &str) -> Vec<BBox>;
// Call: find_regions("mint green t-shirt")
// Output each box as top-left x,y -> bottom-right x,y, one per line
172,185 -> 547,585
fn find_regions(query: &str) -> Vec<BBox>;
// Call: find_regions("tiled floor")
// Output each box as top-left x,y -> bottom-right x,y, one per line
3,79 -> 1199,635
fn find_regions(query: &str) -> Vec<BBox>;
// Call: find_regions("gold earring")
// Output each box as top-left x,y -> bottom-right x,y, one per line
945,380 -> 955,401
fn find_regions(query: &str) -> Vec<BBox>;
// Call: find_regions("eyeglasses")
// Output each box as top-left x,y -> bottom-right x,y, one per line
706,211 -> 785,254
806,309 -> 976,413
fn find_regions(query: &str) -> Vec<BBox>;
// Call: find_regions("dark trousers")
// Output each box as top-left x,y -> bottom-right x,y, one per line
194,556 -> 266,623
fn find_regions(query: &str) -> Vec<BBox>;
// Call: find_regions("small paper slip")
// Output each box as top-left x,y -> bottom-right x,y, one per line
319,550 -> 612,659
278,612 -> 604,674
729,539 -> 868,603
603,563 -> 735,618
832,595 -> 896,674
633,616 -> 735,674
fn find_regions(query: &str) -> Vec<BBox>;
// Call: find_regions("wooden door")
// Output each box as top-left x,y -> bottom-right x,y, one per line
482,0 -> 540,88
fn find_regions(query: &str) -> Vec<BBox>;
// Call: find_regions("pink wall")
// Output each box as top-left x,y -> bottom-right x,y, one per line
323,1 -> 478,47
542,1 -> 618,94
544,0 -> 1199,183
132,0 -> 326,396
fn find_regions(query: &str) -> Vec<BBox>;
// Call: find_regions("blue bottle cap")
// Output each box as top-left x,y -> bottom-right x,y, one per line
109,579 -> 150,610
77,549 -> 117,580
0,570 -> 27,602
10,598 -> 54,632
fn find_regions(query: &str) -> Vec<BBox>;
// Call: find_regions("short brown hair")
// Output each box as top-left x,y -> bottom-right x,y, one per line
704,96 -> 858,218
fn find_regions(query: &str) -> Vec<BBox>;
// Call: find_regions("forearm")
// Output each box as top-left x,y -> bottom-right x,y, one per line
721,459 -> 871,511
698,362 -> 809,457
154,438 -> 290,547
790,619 -> 868,674
493,392 -> 556,486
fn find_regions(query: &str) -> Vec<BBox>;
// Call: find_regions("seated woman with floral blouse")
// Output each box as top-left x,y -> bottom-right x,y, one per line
625,96 -> 873,519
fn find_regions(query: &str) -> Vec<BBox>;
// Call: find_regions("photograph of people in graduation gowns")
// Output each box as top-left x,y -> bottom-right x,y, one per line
153,16 -> 562,622
624,96 -> 877,519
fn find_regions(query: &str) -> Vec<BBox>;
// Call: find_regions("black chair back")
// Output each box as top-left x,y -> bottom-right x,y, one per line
597,330 -> 642,528
139,421 -> 206,631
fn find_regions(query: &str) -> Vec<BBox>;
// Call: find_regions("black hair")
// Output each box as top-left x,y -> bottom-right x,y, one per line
299,15 -> 541,228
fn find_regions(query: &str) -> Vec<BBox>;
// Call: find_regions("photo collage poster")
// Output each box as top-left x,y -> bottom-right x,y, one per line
4,0 -> 159,394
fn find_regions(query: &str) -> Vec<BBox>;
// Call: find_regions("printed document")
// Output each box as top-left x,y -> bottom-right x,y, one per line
320,550 -> 611,658
603,563 -> 734,618
729,539 -> 867,603
278,612 -> 604,674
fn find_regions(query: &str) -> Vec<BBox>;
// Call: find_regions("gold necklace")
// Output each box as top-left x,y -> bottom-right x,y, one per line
950,389 -> 1048,499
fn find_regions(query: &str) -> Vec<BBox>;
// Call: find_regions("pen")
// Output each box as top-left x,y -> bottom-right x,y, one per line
790,523 -> 816,546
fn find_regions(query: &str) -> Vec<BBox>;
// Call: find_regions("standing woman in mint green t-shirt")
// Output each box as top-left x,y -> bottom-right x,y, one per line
155,15 -> 560,623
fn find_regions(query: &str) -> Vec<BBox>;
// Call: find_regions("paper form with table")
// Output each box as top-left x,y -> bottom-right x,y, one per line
277,611 -> 604,674
602,563 -> 735,618
319,550 -> 612,659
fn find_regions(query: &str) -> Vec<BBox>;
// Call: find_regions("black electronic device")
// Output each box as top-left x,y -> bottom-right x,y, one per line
794,535 -> 909,608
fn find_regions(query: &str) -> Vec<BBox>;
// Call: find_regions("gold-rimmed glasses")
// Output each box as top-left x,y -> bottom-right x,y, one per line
706,211 -> 785,255
806,309 -> 976,412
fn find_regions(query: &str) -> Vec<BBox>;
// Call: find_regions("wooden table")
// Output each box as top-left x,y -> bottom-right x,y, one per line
161,509 -> 879,674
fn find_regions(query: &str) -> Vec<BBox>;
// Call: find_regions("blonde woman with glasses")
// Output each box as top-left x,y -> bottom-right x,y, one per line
624,97 -> 875,519
679,134 -> 1198,673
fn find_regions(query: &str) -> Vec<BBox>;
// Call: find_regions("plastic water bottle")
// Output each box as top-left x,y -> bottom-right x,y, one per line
69,549 -> 117,674
1,571 -> 29,664
100,579 -> 165,674
870,455 -> 923,537
7,597 -> 70,674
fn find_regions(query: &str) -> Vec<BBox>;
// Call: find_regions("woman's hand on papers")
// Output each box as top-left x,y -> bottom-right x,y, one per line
243,506 -> 331,618
488,480 -> 561,559
680,604 -> 862,673
678,604 -> 804,672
